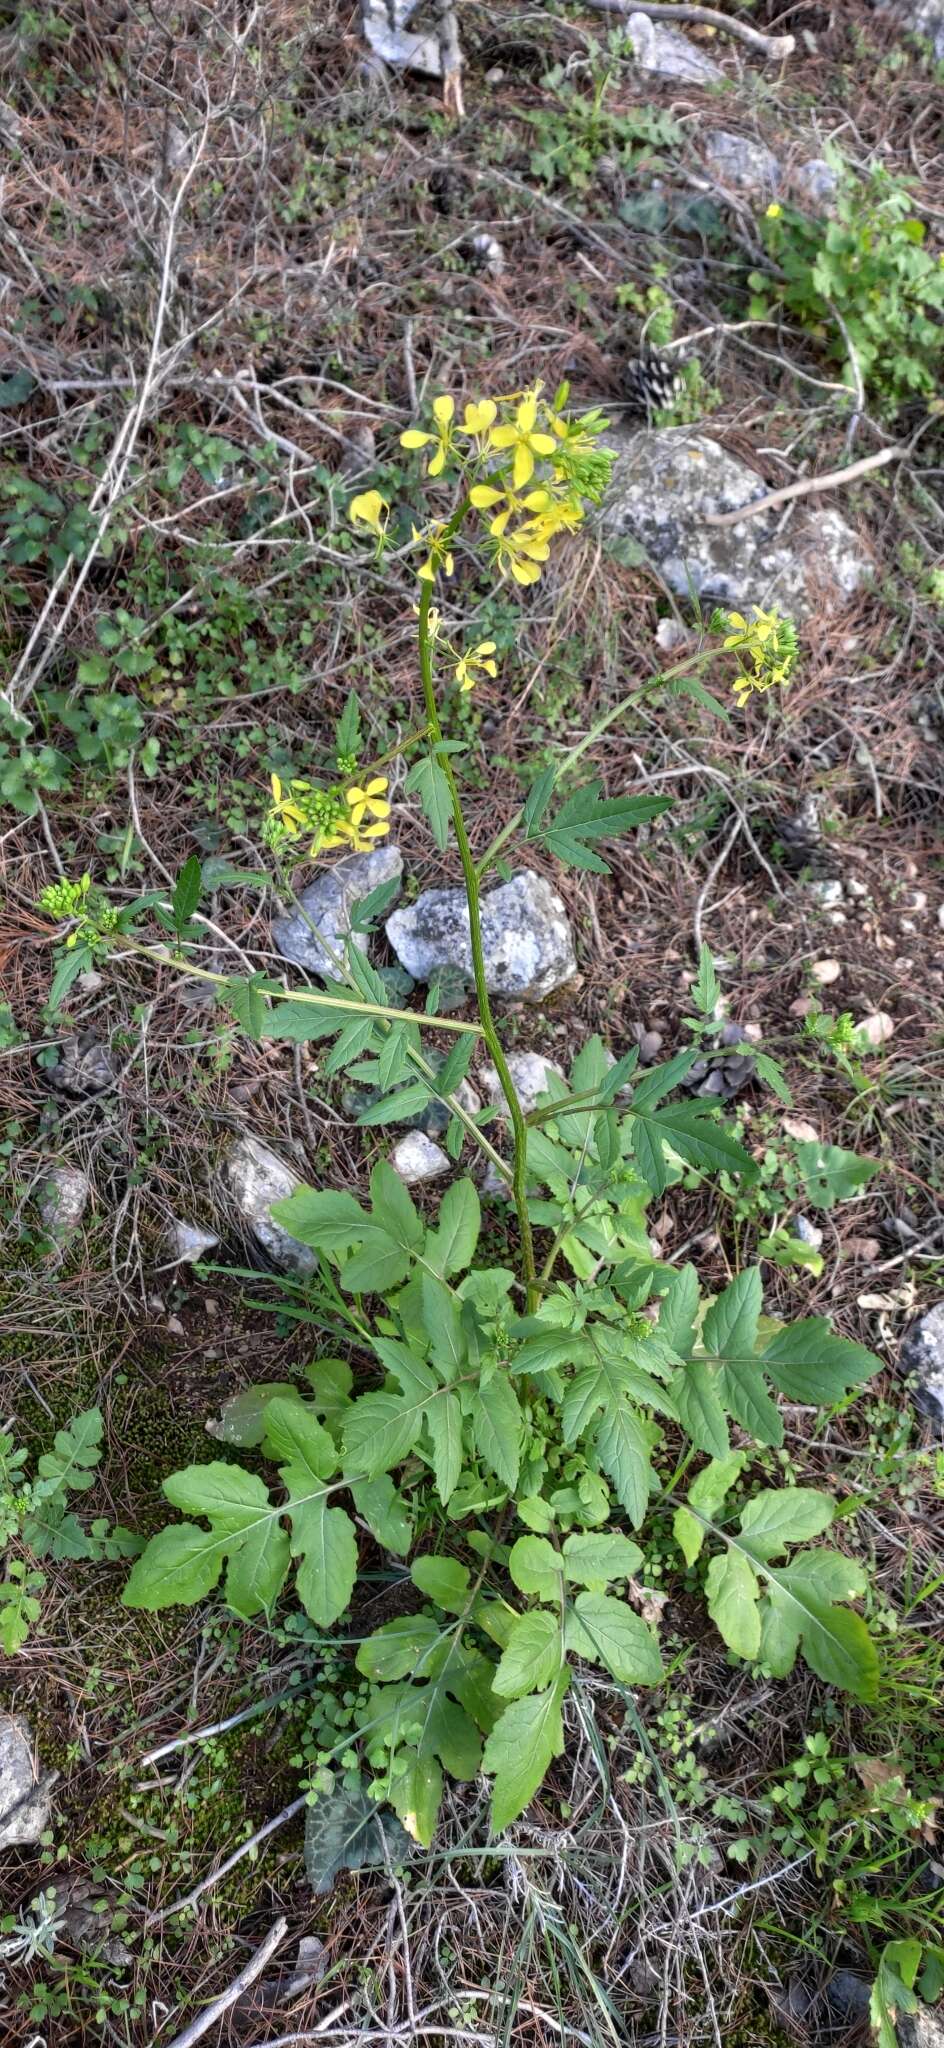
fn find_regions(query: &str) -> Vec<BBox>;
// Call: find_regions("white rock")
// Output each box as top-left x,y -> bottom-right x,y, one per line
704,130 -> 781,197
481,1051 -> 565,1117
386,870 -> 577,1004
391,1131 -> 450,1184
0,1715 -> 55,1847
811,959 -> 842,984
626,11 -> 723,80
222,1136 -> 316,1274
166,1219 -> 220,1264
793,1214 -> 824,1249
361,0 -> 441,75
900,1302 -> 944,1433
808,878 -> 845,908
37,1165 -> 90,1245
272,843 -> 403,978
792,157 -> 839,211
599,430 -> 866,621
856,1011 -> 895,1047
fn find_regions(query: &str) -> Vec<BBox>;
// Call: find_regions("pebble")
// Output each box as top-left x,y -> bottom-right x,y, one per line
811,959 -> 842,984
857,1012 -> 895,1048
391,1131 -> 450,1184
807,879 -> 844,908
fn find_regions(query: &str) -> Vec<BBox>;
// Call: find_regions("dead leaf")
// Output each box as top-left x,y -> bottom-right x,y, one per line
782,1116 -> 820,1144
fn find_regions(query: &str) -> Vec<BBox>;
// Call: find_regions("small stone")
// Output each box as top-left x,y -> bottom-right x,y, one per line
626,11 -> 723,80
826,1972 -> 871,2026
391,1131 -> 450,1184
0,1715 -> 55,1847
792,156 -> 839,210
166,1219 -> 220,1264
846,1237 -> 881,1262
900,1302 -> 944,1432
655,617 -> 691,654
361,0 -> 441,75
636,1028 -> 664,1065
222,1136 -> 316,1275
165,1315 -> 186,1337
811,959 -> 842,984
857,1011 -> 895,1047
782,1116 -> 821,1143
808,878 -> 844,908
846,876 -> 870,900
468,232 -> 506,278
37,1165 -> 90,1245
704,130 -> 781,197
481,1051 -> 565,1118
793,1214 -> 824,1249
387,870 -> 577,1004
272,844 -> 403,979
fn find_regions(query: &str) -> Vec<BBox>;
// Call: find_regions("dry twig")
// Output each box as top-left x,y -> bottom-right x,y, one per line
704,444 -> 906,527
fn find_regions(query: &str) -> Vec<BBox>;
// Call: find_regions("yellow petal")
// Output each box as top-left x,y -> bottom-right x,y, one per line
488,424 -> 517,452
474,641 -> 496,657
432,393 -> 455,428
462,400 -> 497,433
428,445 -> 446,477
512,444 -> 534,489
271,773 -> 283,802
470,485 -> 504,508
401,429 -> 432,449
518,392 -> 538,434
529,432 -> 556,457
366,777 -> 388,796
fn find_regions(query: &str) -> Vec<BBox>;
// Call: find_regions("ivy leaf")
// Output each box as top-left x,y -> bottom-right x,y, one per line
304,1779 -> 411,1894
483,1674 -> 570,1830
493,1611 -> 563,1698
705,1548 -> 761,1660
567,1592 -> 663,1684
793,1140 -> 878,1211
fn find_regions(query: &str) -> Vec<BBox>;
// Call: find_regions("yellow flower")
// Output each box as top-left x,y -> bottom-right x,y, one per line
345,776 -> 391,828
412,523 -> 455,583
454,640 -> 498,692
488,389 -> 557,489
269,772 -> 305,827
349,490 -> 389,537
722,606 -> 798,704
484,487 -> 553,534
459,399 -> 498,436
489,514 -> 551,587
765,202 -> 782,219
400,394 -> 456,477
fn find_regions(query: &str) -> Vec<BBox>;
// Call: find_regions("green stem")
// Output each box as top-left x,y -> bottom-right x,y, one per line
120,943 -> 483,1035
416,556 -> 539,1310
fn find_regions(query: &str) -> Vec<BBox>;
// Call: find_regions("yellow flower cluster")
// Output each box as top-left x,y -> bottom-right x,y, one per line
267,773 -> 391,857
721,607 -> 798,705
400,384 -> 612,588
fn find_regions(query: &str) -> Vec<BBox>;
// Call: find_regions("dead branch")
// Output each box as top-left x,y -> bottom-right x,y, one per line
704,444 -> 906,527
579,1 -> 795,60
157,1917 -> 288,2048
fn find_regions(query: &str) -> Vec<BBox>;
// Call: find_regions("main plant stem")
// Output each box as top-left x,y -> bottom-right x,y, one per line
417,573 -> 539,1311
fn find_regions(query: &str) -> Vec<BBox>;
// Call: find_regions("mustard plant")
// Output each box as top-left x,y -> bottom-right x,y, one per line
37,386 -> 882,1845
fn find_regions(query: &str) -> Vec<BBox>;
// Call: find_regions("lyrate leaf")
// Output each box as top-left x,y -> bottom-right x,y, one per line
493,1611 -> 563,1699
566,1591 -> 663,1684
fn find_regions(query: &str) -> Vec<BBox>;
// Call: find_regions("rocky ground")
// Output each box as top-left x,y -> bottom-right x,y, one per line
1,1 -> 944,2044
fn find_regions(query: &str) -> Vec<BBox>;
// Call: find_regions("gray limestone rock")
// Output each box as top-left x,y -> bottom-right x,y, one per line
166,1218 -> 221,1265
882,0 -> 944,58
704,130 -> 781,196
272,843 -> 403,978
37,1165 -> 90,1244
600,428 -> 867,619
0,1715 -> 55,1847
792,156 -> 839,211
899,1302 -> 944,1431
362,0 -> 441,75
481,1051 -> 565,1117
222,1136 -> 316,1275
386,871 -> 577,1004
391,1131 -> 451,1184
626,12 -> 723,80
